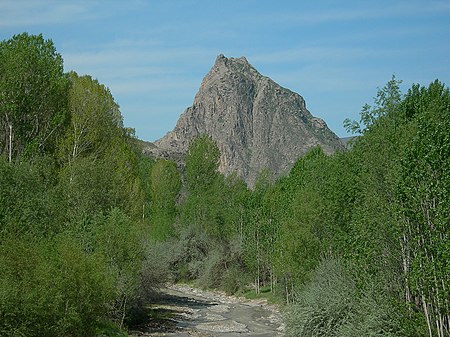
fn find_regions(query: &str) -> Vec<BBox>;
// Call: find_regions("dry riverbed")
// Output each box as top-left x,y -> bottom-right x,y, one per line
130,284 -> 285,337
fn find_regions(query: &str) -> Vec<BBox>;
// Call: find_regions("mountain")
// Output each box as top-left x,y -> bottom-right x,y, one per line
145,54 -> 344,186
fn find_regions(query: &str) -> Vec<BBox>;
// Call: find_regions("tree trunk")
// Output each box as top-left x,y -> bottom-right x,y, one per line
422,294 -> 433,337
401,233 -> 412,306
270,265 -> 276,294
285,276 -> 290,304
8,124 -> 12,163
256,265 -> 260,295
119,295 -> 127,329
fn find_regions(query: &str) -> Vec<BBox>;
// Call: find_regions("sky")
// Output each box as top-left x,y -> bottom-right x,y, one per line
1,0 -> 449,141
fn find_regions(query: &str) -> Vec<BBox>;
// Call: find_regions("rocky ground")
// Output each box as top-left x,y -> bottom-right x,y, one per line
130,284 -> 285,337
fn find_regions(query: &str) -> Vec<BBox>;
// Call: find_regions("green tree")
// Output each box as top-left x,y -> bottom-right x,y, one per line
397,80 -> 450,337
341,75 -> 406,278
59,71 -> 123,165
57,72 -> 144,221
129,154 -> 154,223
185,134 -> 220,192
344,75 -> 402,135
87,209 -> 145,329
150,159 -> 181,240
0,234 -> 116,337
273,148 -> 327,302
0,156 -> 65,238
182,135 -> 222,235
0,33 -> 69,160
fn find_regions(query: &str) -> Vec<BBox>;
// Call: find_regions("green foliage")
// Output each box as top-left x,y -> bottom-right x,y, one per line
150,159 -> 181,240
185,134 -> 220,192
281,77 -> 450,336
396,80 -> 450,335
274,148 -> 327,283
59,145 -> 144,223
59,72 -> 124,163
0,33 -> 154,336
61,157 -> 118,218
0,33 -> 70,159
285,258 -> 356,337
91,209 -> 145,326
0,157 -> 65,238
1,31 -> 448,336
0,234 -> 115,337
344,75 -> 403,134
182,135 -> 231,238
136,155 -> 154,221
337,290 -> 427,337
285,258 -> 412,337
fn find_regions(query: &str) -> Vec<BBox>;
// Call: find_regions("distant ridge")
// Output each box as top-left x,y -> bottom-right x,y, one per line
144,54 -> 344,186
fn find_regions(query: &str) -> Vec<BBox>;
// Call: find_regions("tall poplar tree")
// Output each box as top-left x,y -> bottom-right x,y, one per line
0,33 -> 69,160
150,159 -> 181,240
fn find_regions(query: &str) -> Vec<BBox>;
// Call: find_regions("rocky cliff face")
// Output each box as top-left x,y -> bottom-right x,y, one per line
147,54 -> 343,186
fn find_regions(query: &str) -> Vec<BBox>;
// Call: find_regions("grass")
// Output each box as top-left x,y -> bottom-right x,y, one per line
237,285 -> 285,305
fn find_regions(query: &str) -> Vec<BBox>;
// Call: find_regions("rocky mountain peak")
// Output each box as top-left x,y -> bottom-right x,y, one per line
215,54 -> 249,67
148,54 -> 344,187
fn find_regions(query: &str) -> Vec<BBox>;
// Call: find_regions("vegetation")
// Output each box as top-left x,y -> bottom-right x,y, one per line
0,33 -> 163,336
1,32 -> 448,336
167,76 -> 450,337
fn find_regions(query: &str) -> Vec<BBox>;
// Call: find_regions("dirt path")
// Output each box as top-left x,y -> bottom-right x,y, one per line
130,284 -> 285,337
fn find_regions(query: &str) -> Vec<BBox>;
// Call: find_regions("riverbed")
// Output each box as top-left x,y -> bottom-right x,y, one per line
130,284 -> 285,336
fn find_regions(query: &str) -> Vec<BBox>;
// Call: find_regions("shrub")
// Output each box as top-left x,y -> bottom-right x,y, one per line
285,257 -> 356,337
126,240 -> 172,327
0,234 -> 115,337
285,257 -> 423,337
90,208 -> 145,327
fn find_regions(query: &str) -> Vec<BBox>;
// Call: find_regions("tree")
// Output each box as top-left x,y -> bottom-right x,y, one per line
397,80 -> 450,337
185,134 -> 220,193
0,33 -> 69,160
273,148 -> 327,301
182,135 -> 222,235
344,75 -> 402,135
150,159 -> 181,240
59,71 -> 123,165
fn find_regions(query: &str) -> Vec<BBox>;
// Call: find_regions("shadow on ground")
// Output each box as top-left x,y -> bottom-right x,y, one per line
129,291 -> 217,335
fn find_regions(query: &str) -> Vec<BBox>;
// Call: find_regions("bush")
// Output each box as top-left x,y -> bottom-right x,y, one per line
125,240 -> 172,327
336,291 -> 416,337
0,158 -> 65,238
0,234 -> 115,337
197,247 -> 224,288
285,257 -> 356,337
139,240 -> 171,296
0,206 -> 151,336
167,225 -> 210,281
221,265 -> 250,295
54,234 -> 116,336
89,208 -> 145,327
285,257 -> 423,337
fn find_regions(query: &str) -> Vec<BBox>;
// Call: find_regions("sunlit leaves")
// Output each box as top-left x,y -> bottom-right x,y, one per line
59,71 -> 123,163
0,33 -> 69,159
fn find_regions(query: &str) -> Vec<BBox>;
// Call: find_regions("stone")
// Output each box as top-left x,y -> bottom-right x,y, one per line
144,55 -> 344,187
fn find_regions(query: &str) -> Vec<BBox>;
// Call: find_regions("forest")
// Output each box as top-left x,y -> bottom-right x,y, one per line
0,33 -> 449,337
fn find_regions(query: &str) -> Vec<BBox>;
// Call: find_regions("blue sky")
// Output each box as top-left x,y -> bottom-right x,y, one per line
1,1 -> 449,141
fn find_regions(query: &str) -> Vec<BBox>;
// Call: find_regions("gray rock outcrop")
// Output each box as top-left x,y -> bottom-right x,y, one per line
146,54 -> 344,186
